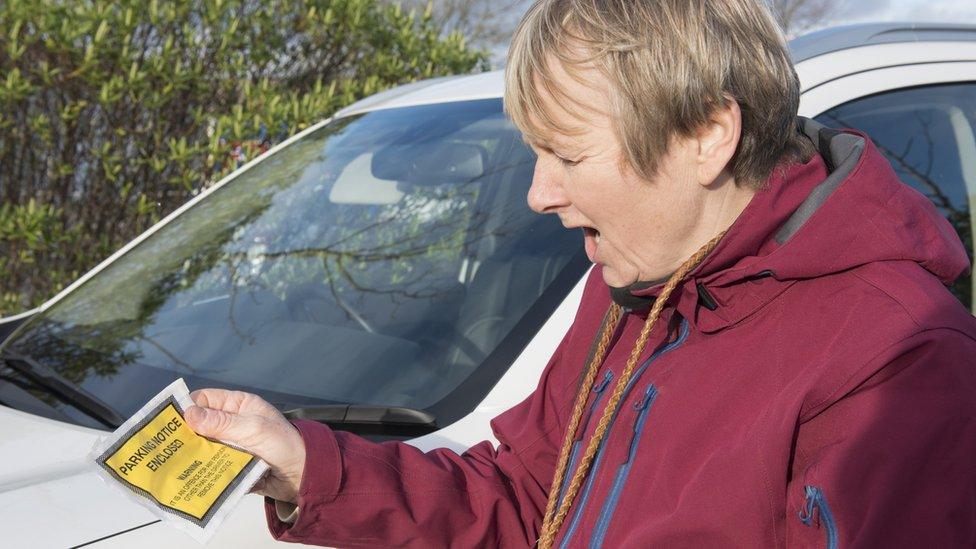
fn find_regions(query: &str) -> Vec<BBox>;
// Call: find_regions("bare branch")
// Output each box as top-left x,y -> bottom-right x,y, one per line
765,0 -> 843,36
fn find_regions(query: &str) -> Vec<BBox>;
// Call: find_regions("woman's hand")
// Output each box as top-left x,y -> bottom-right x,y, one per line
185,389 -> 306,504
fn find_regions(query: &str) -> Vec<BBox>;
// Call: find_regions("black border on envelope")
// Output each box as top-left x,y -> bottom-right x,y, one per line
96,395 -> 259,528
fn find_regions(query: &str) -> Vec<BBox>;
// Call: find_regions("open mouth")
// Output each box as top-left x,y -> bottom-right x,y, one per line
582,227 -> 601,261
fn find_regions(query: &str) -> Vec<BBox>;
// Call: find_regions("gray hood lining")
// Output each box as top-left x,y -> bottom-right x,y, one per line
774,118 -> 866,244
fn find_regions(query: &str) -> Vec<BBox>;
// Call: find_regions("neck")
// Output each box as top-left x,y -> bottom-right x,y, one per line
623,171 -> 754,297
699,170 -> 755,247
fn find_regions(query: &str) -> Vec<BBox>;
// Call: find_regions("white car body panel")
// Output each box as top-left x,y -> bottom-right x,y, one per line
795,41 -> 976,93
2,28 -> 975,547
0,406 -> 154,547
799,60 -> 976,115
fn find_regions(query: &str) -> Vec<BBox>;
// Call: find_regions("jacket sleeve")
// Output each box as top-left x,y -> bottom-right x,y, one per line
785,328 -> 976,548
262,329 -> 584,548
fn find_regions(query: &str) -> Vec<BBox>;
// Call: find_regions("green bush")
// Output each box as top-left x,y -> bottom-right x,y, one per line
0,0 -> 488,315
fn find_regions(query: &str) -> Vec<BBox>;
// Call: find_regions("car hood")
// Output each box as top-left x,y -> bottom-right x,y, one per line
0,404 -> 158,547
0,403 -> 320,547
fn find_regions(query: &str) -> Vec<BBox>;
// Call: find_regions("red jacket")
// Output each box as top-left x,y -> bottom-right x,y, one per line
265,119 -> 976,547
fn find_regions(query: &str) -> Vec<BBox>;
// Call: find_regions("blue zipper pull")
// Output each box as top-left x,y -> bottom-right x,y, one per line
798,485 -> 818,526
594,370 -> 613,393
634,385 -> 658,411
574,371 -> 614,444
797,485 -> 839,549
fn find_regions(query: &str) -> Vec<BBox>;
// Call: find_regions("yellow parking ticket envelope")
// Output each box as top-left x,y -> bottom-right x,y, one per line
92,379 -> 268,541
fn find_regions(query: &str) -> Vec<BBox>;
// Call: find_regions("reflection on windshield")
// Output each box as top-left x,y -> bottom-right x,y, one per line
0,99 -> 585,428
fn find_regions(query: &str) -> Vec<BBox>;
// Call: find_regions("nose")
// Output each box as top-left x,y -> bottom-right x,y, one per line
527,155 -> 569,214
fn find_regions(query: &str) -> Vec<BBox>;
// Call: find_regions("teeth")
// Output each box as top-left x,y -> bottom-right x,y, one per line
581,227 -> 601,245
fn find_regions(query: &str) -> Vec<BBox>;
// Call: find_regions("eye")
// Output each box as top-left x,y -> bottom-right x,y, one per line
556,154 -> 582,167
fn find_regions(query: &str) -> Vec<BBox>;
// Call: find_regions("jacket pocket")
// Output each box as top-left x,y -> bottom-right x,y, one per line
588,384 -> 659,549
556,370 -> 613,507
798,485 -> 838,549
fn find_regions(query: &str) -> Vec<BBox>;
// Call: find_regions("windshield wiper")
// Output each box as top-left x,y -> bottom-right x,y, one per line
284,404 -> 437,437
0,350 -> 124,429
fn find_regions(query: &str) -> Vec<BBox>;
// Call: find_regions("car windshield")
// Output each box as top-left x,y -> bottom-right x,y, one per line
0,99 -> 587,430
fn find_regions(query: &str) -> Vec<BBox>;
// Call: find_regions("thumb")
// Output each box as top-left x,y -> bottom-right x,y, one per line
185,405 -> 251,444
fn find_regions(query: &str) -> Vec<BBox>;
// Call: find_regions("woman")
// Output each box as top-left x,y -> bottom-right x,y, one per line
186,1 -> 976,546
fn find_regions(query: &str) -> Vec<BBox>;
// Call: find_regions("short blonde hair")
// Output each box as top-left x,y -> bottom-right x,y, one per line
505,0 -> 814,188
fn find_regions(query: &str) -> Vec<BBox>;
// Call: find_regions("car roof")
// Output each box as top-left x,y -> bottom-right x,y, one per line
336,22 -> 976,116
789,22 -> 976,63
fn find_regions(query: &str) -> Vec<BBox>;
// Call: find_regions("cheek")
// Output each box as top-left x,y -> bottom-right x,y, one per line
627,171 -> 700,232
601,189 -> 698,260
571,163 -> 633,211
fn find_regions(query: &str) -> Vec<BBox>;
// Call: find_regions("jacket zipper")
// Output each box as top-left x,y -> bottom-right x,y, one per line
798,485 -> 838,549
556,370 -> 614,507
588,384 -> 659,548
553,310 -> 629,508
557,318 -> 689,549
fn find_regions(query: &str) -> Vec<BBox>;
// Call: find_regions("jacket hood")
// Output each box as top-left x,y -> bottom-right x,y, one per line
614,117 -> 971,333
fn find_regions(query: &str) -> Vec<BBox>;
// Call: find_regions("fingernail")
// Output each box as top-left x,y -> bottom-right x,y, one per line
184,405 -> 205,427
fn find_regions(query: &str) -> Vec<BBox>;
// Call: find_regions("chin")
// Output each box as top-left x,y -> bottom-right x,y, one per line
600,266 -> 638,289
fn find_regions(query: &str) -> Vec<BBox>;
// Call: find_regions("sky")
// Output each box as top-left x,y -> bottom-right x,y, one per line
842,0 -> 976,26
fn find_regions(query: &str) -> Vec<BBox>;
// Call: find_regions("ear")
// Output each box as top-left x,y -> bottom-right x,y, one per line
694,98 -> 742,186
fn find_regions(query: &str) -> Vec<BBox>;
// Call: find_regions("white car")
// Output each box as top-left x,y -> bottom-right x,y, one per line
1,22 -> 975,548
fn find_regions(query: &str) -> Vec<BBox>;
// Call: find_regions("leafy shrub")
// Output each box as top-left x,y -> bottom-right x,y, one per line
0,0 -> 488,315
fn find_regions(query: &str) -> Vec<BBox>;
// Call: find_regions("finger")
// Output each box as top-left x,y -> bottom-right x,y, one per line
191,388 -> 281,418
190,388 -> 249,414
249,476 -> 267,495
184,405 -> 256,444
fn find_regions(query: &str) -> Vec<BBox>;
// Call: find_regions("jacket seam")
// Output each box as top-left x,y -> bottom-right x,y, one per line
799,332 -> 910,421
851,268 -> 922,329
754,399 -> 782,547
799,326 -> 976,422
340,447 -> 413,477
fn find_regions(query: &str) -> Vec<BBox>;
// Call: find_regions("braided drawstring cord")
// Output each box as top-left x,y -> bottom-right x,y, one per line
537,230 -> 727,548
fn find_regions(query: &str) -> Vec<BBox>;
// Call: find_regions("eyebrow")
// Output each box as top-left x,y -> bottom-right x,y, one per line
523,129 -> 574,147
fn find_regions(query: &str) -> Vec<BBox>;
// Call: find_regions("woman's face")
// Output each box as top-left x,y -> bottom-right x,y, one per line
524,62 -> 749,287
